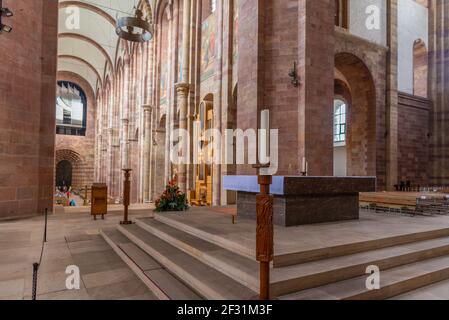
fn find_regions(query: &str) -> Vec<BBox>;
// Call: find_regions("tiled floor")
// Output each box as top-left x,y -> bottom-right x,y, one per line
0,206 -> 156,300
164,207 -> 449,256
393,279 -> 449,300
2,205 -> 449,300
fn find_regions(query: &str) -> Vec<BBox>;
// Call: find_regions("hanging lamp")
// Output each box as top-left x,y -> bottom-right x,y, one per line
116,8 -> 153,43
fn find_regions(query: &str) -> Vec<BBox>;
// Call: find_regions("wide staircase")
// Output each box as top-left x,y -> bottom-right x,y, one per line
101,214 -> 449,300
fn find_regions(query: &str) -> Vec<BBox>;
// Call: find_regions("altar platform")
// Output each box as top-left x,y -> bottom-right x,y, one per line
157,206 -> 449,266
116,207 -> 449,299
223,176 -> 376,226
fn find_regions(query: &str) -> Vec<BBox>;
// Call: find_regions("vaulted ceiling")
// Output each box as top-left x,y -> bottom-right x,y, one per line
57,0 -> 144,93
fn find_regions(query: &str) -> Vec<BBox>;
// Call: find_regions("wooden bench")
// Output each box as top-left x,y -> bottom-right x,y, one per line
360,192 -> 417,209
211,207 -> 238,224
360,192 -> 449,216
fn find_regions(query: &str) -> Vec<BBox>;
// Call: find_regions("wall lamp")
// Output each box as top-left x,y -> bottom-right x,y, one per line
0,0 -> 13,34
289,61 -> 300,87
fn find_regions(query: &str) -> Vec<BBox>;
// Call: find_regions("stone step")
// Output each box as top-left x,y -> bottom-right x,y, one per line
155,213 -> 254,259
280,254 -> 449,300
271,235 -> 449,297
274,227 -> 449,267
155,213 -> 449,268
117,224 -> 258,300
100,228 -> 202,300
136,217 -> 260,292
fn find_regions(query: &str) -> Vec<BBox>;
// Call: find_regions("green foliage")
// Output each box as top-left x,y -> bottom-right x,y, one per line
155,179 -> 189,212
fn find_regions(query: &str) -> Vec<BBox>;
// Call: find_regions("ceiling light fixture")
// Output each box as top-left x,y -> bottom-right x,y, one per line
116,8 -> 153,43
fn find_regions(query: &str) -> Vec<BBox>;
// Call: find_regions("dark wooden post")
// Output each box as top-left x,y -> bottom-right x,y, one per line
255,169 -> 274,300
83,186 -> 88,206
120,169 -> 133,225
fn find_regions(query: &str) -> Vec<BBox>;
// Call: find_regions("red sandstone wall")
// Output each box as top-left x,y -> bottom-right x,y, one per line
397,92 -> 431,185
429,1 -> 449,185
0,0 -> 58,219
55,72 -> 96,189
334,30 -> 387,189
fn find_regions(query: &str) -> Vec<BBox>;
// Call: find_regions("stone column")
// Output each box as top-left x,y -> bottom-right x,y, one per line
107,127 -> 114,197
237,0 -> 335,176
297,0 -> 335,176
175,0 -> 191,193
429,0 -> 449,185
121,119 -> 130,170
142,105 -> 153,202
175,83 -> 190,193
386,0 -> 399,190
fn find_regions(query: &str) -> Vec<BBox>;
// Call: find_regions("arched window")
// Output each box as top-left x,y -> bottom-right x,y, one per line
413,39 -> 428,98
335,0 -> 348,29
56,81 -> 87,136
334,99 -> 347,145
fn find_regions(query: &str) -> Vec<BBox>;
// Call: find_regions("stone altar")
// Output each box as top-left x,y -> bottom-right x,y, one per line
223,176 -> 376,227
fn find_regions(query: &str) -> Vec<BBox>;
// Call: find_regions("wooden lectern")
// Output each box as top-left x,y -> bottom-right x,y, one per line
91,183 -> 108,220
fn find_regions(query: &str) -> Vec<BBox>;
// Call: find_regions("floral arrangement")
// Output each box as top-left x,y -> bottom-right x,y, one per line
155,178 -> 189,212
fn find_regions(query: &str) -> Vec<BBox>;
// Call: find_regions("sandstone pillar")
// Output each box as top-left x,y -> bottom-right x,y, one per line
107,127 -> 114,197
142,105 -> 153,202
429,0 -> 449,185
386,0 -> 399,190
175,0 -> 192,193
297,0 -> 335,176
175,83 -> 190,193
237,0 -> 335,177
121,119 -> 130,169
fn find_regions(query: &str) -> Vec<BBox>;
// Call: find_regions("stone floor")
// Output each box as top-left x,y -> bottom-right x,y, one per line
2,205 -> 449,300
163,207 -> 449,256
393,279 -> 449,300
0,205 -> 156,300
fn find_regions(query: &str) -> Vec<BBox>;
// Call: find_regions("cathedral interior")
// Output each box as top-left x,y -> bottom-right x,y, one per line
1,0 -> 449,301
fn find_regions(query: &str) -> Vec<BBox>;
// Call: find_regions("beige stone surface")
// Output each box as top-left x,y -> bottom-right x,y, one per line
0,208 -> 156,300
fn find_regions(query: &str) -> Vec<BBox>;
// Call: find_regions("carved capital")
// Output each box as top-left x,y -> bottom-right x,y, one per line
142,104 -> 153,113
175,82 -> 191,97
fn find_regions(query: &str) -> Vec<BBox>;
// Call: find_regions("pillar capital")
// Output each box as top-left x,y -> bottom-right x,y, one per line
175,82 -> 191,96
142,104 -> 153,113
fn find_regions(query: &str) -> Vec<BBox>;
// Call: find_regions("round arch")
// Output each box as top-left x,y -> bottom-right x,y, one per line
335,52 -> 377,177
413,39 -> 428,98
55,149 -> 86,188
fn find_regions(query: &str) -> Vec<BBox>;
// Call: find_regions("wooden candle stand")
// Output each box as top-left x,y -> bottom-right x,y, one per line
253,164 -> 274,300
120,169 -> 133,225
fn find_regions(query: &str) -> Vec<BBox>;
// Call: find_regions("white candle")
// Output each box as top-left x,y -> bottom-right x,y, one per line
302,157 -> 306,173
259,110 -> 270,165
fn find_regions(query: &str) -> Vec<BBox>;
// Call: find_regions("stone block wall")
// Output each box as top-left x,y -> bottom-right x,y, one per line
397,92 -> 431,185
0,0 -> 58,219
55,72 -> 96,190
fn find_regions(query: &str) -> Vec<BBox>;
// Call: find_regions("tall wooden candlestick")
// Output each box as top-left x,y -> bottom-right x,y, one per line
120,169 -> 133,225
255,109 -> 273,300
254,168 -> 274,300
